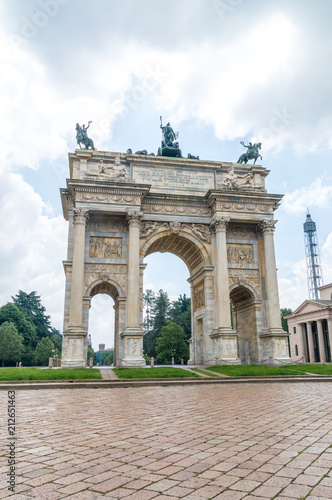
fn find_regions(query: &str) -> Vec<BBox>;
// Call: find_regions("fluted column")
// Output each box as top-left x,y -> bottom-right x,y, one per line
260,220 -> 284,334
317,320 -> 326,363
120,211 -> 145,367
126,211 -> 143,328
211,216 -> 233,334
68,208 -> 89,330
62,208 -> 89,368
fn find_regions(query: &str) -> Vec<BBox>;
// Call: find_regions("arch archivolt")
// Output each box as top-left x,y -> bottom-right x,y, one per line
84,273 -> 125,299
229,281 -> 260,303
140,226 -> 211,274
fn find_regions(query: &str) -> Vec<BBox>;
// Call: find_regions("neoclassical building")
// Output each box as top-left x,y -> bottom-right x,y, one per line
60,150 -> 289,367
287,284 -> 332,363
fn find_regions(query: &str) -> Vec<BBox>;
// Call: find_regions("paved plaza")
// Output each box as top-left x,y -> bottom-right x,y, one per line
1,382 -> 332,499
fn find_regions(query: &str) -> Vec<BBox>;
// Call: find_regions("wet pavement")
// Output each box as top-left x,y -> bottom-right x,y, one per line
1,382 -> 332,499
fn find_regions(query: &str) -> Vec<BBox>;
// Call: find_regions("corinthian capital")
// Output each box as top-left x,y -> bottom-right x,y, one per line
72,208 -> 89,225
210,216 -> 230,233
126,211 -> 143,227
260,219 -> 277,235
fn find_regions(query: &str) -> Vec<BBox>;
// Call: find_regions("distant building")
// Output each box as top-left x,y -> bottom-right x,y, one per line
287,284 -> 332,363
98,344 -> 105,352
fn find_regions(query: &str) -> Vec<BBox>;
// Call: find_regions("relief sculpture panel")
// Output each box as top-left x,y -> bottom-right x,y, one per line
227,244 -> 254,266
193,283 -> 205,311
90,237 -> 122,258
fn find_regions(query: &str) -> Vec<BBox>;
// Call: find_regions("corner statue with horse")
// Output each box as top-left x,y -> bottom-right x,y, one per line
237,141 -> 262,164
76,121 -> 96,150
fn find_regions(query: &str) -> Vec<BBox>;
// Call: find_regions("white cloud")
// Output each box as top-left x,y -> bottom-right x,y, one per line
282,178 -> 332,214
0,170 -> 67,329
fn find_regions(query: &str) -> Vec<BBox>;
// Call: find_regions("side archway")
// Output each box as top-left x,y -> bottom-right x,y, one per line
230,284 -> 260,363
84,278 -> 124,366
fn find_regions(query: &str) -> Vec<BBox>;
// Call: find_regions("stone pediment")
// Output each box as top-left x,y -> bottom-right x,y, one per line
292,300 -> 332,316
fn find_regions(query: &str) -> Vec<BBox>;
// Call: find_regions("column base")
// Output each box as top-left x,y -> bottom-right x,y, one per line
210,329 -> 240,363
120,326 -> 146,368
62,328 -> 87,368
260,330 -> 290,361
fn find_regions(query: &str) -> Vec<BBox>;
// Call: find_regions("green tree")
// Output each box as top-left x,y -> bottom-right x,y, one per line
100,350 -> 114,366
87,346 -> 97,365
12,291 -> 52,340
0,322 -> 24,367
49,328 -> 62,352
35,337 -> 55,366
281,308 -> 292,332
144,290 -> 170,359
156,322 -> 189,364
0,303 -> 38,347
169,294 -> 191,340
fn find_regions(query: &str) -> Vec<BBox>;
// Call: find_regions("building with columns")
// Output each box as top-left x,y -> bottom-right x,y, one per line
60,150 -> 289,367
287,284 -> 332,363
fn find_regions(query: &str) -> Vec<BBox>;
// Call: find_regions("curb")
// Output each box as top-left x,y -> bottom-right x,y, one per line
1,375 -> 332,390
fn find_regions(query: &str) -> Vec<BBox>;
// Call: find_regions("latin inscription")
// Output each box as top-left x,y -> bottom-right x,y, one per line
133,166 -> 214,190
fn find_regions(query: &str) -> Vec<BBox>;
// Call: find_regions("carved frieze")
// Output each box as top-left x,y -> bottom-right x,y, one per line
227,226 -> 257,240
228,269 -> 259,278
89,219 -> 126,233
84,271 -> 126,293
227,244 -> 254,266
85,264 -> 127,274
90,237 -> 122,258
213,201 -> 274,214
193,283 -> 205,311
76,192 -> 139,204
142,201 -> 210,216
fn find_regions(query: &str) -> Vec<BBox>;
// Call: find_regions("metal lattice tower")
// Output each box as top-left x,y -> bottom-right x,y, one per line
303,210 -> 324,300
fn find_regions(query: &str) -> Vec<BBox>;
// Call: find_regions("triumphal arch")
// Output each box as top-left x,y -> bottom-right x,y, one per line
61,148 -> 289,367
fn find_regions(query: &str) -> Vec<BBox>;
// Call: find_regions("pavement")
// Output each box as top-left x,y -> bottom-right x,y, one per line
1,383 -> 332,499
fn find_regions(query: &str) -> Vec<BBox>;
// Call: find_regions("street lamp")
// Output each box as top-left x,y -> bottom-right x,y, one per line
171,348 -> 176,366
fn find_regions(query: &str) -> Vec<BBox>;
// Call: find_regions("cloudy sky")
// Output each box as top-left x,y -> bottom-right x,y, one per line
1,0 -> 332,350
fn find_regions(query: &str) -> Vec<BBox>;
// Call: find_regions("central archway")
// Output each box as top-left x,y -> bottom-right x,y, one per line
140,230 -> 213,364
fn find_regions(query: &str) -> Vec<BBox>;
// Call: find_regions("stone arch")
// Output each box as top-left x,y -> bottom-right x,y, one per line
87,278 -> 123,300
85,278 -> 124,367
140,229 -> 211,273
230,284 -> 260,363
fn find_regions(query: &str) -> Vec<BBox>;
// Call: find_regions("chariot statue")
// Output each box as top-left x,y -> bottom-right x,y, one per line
158,117 -> 182,157
76,121 -> 96,150
237,141 -> 262,164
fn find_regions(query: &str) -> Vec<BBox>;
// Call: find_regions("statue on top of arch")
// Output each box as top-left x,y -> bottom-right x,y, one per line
75,121 -> 96,150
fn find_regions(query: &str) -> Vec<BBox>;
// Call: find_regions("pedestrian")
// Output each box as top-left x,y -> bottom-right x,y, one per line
19,361 -> 22,368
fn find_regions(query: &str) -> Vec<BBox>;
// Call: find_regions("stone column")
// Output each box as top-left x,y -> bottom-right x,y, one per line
317,320 -> 326,363
62,208 -> 89,368
260,220 -> 284,334
210,216 -> 239,363
328,319 -> 332,360
307,322 -> 315,363
120,211 -> 145,367
126,211 -> 142,328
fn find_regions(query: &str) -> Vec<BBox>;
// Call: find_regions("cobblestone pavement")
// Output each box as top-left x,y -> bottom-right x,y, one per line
1,383 -> 332,499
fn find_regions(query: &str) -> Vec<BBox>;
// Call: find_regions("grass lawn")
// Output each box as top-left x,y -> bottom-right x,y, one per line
0,368 -> 102,381
283,363 -> 332,375
113,367 -> 199,379
204,365 -> 308,377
